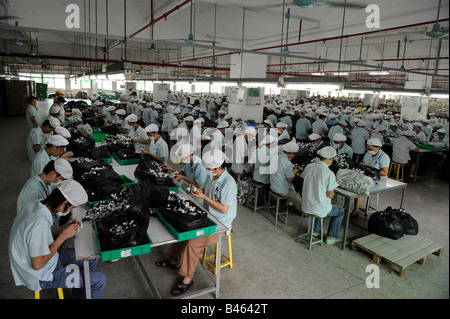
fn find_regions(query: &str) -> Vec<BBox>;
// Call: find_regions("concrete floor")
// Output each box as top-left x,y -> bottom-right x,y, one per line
0,115 -> 448,300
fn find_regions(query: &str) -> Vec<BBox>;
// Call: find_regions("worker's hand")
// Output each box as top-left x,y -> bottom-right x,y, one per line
61,151 -> 74,159
173,174 -> 184,181
162,164 -> 174,171
61,219 -> 80,240
189,184 -> 205,199
141,149 -> 150,155
293,168 -> 299,175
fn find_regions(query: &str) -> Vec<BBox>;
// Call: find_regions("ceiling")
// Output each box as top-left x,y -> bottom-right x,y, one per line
0,0 -> 449,91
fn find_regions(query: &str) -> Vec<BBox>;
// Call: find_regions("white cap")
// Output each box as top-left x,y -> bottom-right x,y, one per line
276,122 -> 288,128
308,133 -> 321,141
263,119 -> 273,127
153,104 -> 162,109
403,115 -> 410,122
125,114 -> 138,123
48,135 -> 69,147
367,137 -> 382,147
413,122 -> 422,128
173,108 -> 181,114
218,110 -> 226,115
375,125 -> 386,132
54,158 -> 73,180
49,117 -> 61,128
317,146 -> 337,159
390,122 -> 398,127
339,121 -> 347,126
55,126 -> 71,139
437,128 -> 447,134
217,121 -> 229,129
243,126 -> 256,137
195,118 -> 204,125
283,142 -> 299,153
202,149 -> 226,169
49,105 -> 60,114
144,124 -> 159,133
184,116 -> 194,122
333,133 -> 347,142
57,180 -> 88,206
422,119 -> 430,124
357,121 -> 367,127
116,109 -> 126,116
107,105 -> 116,112
224,114 -> 233,120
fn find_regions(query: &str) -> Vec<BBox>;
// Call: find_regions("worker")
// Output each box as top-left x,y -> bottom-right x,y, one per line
280,111 -> 294,133
387,122 -> 402,137
301,146 -> 344,245
141,124 -> 169,164
209,121 -> 228,152
215,110 -> 226,124
126,114 -> 149,152
156,150 -> 237,296
166,90 -> 175,102
428,113 -> 438,126
312,113 -> 329,135
431,128 -> 449,149
348,138 -> 390,218
230,126 -> 257,180
308,133 -> 324,149
26,119 -> 57,162
276,122 -> 290,141
53,96 -> 71,124
295,113 -> 312,142
333,133 -> 353,159
17,159 -> 73,213
269,140 -> 302,213
401,116 -> 413,131
421,119 -> 433,142
413,122 -> 427,144
350,120 -> 369,163
328,120 -> 346,147
9,180 -> 106,299
30,135 -> 73,177
115,109 -> 128,134
163,144 -> 207,204
391,131 -> 420,179
26,96 -> 39,131
54,126 -> 71,140
142,102 -> 154,127
190,118 -> 204,152
370,125 -> 387,146
46,105 -> 62,124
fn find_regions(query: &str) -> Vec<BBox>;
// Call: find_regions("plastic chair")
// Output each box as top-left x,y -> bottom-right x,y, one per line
296,213 -> 324,250
388,162 -> 404,182
35,288 -> 64,299
203,232 -> 233,276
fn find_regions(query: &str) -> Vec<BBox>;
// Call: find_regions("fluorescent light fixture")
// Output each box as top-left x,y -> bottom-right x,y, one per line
380,91 -> 422,96
107,73 -> 125,80
285,84 -> 341,91
311,72 -> 325,76
333,72 -> 349,76
369,71 -> 389,75
430,94 -> 449,99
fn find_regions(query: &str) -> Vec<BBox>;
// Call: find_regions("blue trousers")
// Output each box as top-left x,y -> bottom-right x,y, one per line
40,248 -> 106,299
313,205 -> 345,240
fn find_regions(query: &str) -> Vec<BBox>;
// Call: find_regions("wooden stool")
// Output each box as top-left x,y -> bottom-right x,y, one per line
388,162 -> 404,182
203,232 -> 233,276
35,288 -> 64,299
246,180 -> 268,213
296,213 -> 324,250
268,190 -> 290,226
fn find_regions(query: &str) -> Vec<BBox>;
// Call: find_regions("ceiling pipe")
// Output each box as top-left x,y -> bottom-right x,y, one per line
172,18 -> 449,64
267,57 -> 449,67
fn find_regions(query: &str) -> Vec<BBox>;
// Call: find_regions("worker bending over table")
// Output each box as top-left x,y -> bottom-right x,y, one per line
347,138 -> 390,218
155,149 -> 237,296
9,180 -> 106,299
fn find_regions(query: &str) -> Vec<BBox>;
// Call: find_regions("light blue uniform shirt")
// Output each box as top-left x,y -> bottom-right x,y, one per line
362,149 -> 390,170
295,117 -> 312,140
301,160 -> 339,218
202,169 -> 237,235
432,135 -> 449,148
30,149 -> 57,177
336,143 -> 353,158
27,126 -> 45,162
387,128 -> 402,137
269,153 -> 295,195
149,137 -> 169,164
350,127 -> 370,155
8,200 -> 59,291
17,176 -> 51,213
328,125 -> 343,147
142,107 -> 153,126
181,156 -> 207,188
278,129 -> 290,141
249,145 -> 274,184
280,116 -> 292,129
150,109 -> 160,127
129,126 -> 149,152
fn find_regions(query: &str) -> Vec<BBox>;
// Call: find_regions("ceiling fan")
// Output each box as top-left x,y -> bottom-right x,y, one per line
148,43 -> 178,52
252,0 -> 366,10
426,0 -> 448,39
281,8 -> 311,55
157,0 -> 218,46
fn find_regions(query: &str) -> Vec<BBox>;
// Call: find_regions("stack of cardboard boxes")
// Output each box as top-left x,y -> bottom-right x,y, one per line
4,80 -> 36,116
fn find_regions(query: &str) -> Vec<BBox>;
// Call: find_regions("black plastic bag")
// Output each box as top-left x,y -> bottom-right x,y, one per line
80,165 -> 123,190
117,147 -> 140,160
134,155 -> 174,186
89,145 -> 110,159
86,116 -> 105,127
86,183 -> 123,202
159,200 -> 208,232
368,210 -> 404,240
354,163 -> 381,180
386,206 -> 419,235
96,206 -> 151,251
82,108 -> 96,119
66,135 -> 96,158
70,158 -> 109,180
124,182 -> 170,210
101,123 -> 121,135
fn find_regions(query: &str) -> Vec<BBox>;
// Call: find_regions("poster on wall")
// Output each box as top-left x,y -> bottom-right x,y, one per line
229,86 -> 240,104
247,87 -> 261,105
158,83 -> 170,91
400,96 -> 422,120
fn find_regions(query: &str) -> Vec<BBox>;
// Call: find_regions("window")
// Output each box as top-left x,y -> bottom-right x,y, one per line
71,78 -> 81,90
102,80 -> 112,91
145,81 -> 153,92
43,75 -> 54,88
136,81 -> 145,91
54,74 -> 66,89
81,79 -> 91,89
31,74 -> 43,83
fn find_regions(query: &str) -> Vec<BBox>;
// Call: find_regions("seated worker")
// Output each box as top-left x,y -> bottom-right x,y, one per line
350,120 -> 369,163
141,124 -> 169,164
269,141 -> 302,213
308,133 -> 324,149
348,138 -> 390,218
295,114 -> 312,142
115,109 -> 128,134
387,122 -> 402,137
26,119 -> 57,162
156,150 -> 237,296
276,122 -> 290,142
17,159 -> 73,213
412,122 -> 427,144
392,131 -> 420,178
162,144 -> 207,204
301,146 -> 345,245
126,114 -> 149,152
249,135 -> 276,186
231,126 -> 257,179
333,133 -> 353,159
31,135 -> 73,177
9,180 -> 106,299
431,128 -> 449,149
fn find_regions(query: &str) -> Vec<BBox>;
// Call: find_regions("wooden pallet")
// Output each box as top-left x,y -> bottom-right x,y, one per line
351,233 -> 444,277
